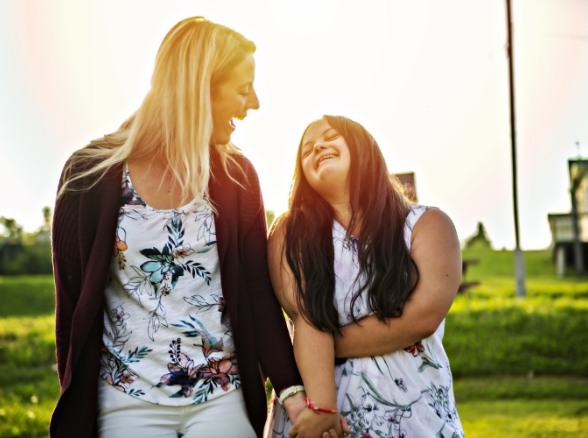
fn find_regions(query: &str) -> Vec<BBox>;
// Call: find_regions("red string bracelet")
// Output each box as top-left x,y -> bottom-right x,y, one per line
305,397 -> 339,414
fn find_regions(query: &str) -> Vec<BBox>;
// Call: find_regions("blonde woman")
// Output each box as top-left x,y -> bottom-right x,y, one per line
50,17 -> 307,437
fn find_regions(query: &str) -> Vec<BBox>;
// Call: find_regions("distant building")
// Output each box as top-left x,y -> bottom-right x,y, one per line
547,159 -> 588,276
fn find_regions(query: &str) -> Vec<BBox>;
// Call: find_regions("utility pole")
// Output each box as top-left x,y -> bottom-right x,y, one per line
570,152 -> 586,276
506,0 -> 526,297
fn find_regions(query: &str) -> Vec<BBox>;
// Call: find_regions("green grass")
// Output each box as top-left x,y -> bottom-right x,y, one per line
453,248 -> 588,435
449,248 -> 588,379
459,399 -> 588,437
0,277 -> 59,437
454,375 -> 588,401
455,376 -> 588,436
0,315 -> 59,438
0,275 -> 55,317
461,248 -> 588,296
446,298 -> 588,376
1,249 -> 588,437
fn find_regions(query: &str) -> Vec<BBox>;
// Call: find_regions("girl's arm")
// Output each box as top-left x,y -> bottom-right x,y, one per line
268,223 -> 342,438
334,207 -> 462,358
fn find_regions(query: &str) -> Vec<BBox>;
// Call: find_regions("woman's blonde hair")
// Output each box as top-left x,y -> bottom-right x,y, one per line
58,16 -> 256,199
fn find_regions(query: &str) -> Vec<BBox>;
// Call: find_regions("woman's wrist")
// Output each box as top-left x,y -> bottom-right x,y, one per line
278,384 -> 305,405
281,391 -> 307,425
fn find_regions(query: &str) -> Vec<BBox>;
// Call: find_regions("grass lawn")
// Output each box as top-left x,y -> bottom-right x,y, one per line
455,376 -> 588,436
1,246 -> 588,437
459,399 -> 588,437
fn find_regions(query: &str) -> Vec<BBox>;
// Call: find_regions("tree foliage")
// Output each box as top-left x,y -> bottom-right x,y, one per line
0,208 -> 52,275
464,222 -> 493,249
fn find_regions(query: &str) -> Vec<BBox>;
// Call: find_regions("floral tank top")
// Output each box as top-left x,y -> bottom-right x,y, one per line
98,166 -> 239,406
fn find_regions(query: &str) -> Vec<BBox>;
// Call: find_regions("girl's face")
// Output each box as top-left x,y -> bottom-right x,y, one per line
211,54 -> 260,145
300,118 -> 351,200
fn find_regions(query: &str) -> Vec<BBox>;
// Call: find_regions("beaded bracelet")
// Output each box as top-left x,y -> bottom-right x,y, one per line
305,397 -> 339,414
278,385 -> 305,404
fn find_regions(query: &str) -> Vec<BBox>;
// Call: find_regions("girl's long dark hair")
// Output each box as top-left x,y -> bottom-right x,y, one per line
282,115 -> 419,334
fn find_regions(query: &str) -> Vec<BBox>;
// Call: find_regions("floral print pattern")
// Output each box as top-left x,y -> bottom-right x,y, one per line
156,337 -> 239,402
119,211 -> 214,341
99,167 -> 239,406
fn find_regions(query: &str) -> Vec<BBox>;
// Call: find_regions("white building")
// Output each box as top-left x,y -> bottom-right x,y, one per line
548,159 -> 588,276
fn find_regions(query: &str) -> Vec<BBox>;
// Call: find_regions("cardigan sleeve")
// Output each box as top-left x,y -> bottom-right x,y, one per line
237,159 -> 303,393
51,156 -> 84,385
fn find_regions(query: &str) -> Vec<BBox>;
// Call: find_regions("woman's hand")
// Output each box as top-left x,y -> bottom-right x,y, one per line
284,393 -> 350,437
282,392 -> 307,425
289,408 -> 340,438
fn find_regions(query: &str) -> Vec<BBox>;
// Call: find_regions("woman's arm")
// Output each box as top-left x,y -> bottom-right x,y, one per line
268,223 -> 342,437
334,207 -> 462,358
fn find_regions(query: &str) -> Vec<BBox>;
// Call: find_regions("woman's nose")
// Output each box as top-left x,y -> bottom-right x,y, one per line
247,87 -> 260,110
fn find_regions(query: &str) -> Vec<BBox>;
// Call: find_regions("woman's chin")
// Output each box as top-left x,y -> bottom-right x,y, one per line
212,122 -> 237,145
212,134 -> 231,146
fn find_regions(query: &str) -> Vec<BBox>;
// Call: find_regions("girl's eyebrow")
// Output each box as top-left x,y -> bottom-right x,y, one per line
302,128 -> 334,150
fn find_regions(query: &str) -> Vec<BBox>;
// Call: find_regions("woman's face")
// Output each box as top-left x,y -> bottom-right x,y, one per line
211,54 -> 260,145
300,118 -> 351,200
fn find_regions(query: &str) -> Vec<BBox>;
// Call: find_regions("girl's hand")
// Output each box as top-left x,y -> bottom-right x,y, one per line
322,415 -> 351,438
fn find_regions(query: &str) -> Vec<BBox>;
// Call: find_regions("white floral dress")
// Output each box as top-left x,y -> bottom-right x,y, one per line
266,205 -> 465,438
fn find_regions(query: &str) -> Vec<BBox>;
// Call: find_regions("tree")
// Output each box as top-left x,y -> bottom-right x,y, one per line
0,217 -> 24,244
0,210 -> 52,275
464,222 -> 492,249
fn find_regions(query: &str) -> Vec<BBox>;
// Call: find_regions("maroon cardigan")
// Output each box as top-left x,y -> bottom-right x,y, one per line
50,148 -> 302,437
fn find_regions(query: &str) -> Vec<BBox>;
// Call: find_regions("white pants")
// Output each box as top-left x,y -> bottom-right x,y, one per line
97,381 -> 256,438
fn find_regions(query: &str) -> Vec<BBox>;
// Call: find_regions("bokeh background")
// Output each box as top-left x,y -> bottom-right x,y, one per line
1,0 -> 587,250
